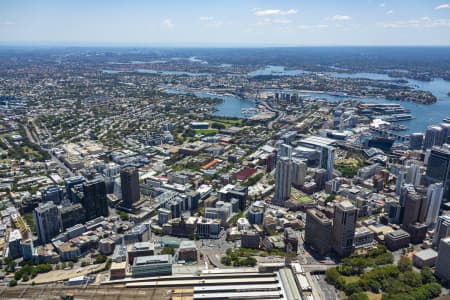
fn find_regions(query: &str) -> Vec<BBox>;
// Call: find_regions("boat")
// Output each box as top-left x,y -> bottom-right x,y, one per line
443,117 -> 450,124
329,91 -> 348,97
382,114 -> 415,122
390,124 -> 408,131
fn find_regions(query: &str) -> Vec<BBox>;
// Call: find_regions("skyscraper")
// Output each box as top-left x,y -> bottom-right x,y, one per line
64,175 -> 85,202
279,144 -> 292,159
423,183 -> 444,226
332,200 -> 358,257
423,125 -> 444,150
425,145 -> 450,200
34,202 -> 61,245
305,209 -> 333,256
409,133 -> 424,150
274,156 -> 292,206
291,158 -> 307,187
120,166 -> 140,208
82,177 -> 109,220
433,215 -> 450,248
401,188 -> 423,228
435,237 -> 450,281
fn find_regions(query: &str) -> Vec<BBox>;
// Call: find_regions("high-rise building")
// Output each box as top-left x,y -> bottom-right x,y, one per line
34,202 -> 61,245
433,215 -> 450,248
305,209 -> 333,256
332,200 -> 357,257
82,178 -> 109,220
42,185 -> 64,204
64,176 -> 85,202
291,158 -> 307,187
274,156 -> 292,206
405,163 -> 424,187
402,188 -> 423,228
435,237 -> 450,281
409,133 -> 424,150
297,136 -> 336,180
425,145 -> 450,200
279,144 -> 292,159
59,203 -> 86,230
423,183 -> 444,226
120,166 -> 140,208
423,125 -> 445,150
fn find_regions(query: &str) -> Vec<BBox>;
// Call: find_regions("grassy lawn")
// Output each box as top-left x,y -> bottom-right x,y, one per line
194,129 -> 218,135
342,276 -> 360,284
367,292 -> 383,300
298,196 -> 312,203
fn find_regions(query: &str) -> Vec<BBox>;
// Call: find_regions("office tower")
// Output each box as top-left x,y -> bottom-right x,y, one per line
59,203 -> 86,230
34,202 -> 61,245
299,136 -> 336,180
8,229 -> 22,259
228,186 -> 248,211
332,200 -> 358,257
64,176 -> 85,202
401,187 -> 423,227
305,209 -> 333,256
120,166 -> 140,208
274,156 -> 292,206
423,125 -> 444,150
433,215 -> 450,248
21,239 -> 34,261
42,185 -> 64,204
82,177 -> 109,220
279,144 -> 292,159
441,123 -> 450,144
425,145 -> 450,200
291,158 -> 307,187
405,163 -> 424,187
314,168 -> 328,190
435,237 -> 450,281
423,183 -> 444,226
396,170 -> 407,195
247,205 -> 264,225
409,133 -> 424,150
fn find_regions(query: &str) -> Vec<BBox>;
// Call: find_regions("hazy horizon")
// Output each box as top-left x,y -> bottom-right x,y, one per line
2,0 -> 450,46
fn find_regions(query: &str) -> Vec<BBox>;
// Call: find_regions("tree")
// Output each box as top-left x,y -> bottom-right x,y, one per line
9,279 -> 17,287
421,267 -> 436,284
348,292 -> 369,300
400,271 -> 422,287
95,254 -> 107,264
325,267 -> 341,284
397,256 -> 412,273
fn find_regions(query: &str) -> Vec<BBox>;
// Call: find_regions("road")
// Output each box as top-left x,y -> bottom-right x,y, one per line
24,118 -> 74,176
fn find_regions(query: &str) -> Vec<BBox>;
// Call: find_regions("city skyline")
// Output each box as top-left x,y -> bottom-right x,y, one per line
1,0 -> 450,46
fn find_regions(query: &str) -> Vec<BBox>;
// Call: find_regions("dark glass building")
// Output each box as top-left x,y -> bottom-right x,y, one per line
120,166 -> 140,208
82,177 -> 108,220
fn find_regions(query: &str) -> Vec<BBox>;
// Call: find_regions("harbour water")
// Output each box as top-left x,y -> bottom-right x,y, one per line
165,89 -> 255,118
110,64 -> 450,134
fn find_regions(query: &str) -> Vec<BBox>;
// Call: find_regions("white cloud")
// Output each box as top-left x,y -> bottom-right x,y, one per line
386,10 -> 394,15
199,16 -> 223,27
161,18 -> 175,28
299,24 -> 329,30
253,8 -> 298,17
0,21 -> 15,26
199,16 -> 213,21
380,3 -> 386,8
380,16 -> 450,28
331,15 -> 352,21
256,18 -> 293,26
435,3 -> 450,10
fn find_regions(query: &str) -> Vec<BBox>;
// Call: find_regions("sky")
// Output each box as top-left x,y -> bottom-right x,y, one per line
1,0 -> 450,46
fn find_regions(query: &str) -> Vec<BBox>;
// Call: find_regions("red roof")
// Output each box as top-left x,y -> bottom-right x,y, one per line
235,167 -> 257,181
